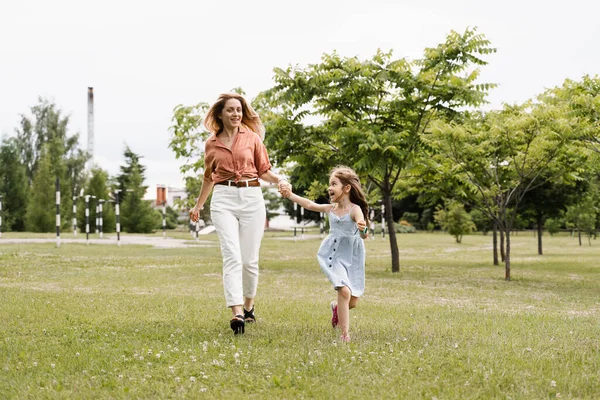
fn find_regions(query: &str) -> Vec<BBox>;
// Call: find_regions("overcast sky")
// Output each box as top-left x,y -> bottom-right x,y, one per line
1,0 -> 598,196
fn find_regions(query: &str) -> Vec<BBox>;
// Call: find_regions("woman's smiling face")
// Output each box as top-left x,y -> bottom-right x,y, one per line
219,98 -> 243,130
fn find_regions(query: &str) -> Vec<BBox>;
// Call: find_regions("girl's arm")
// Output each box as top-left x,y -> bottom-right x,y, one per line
286,192 -> 332,214
351,206 -> 368,239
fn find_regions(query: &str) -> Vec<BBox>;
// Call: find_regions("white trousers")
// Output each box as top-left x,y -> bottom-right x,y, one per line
210,185 -> 266,307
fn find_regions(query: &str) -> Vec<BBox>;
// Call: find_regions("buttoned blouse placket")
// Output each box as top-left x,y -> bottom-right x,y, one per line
218,134 -> 247,204
327,213 -> 339,269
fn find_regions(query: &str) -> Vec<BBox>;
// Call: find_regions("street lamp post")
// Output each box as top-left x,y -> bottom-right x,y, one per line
72,194 -> 78,236
55,177 -> 60,248
98,199 -> 105,238
114,190 -> 121,246
162,201 -> 166,238
300,206 -> 305,240
95,202 -> 99,234
0,194 -> 3,239
84,195 -> 96,245
319,212 -> 324,238
85,195 -> 90,245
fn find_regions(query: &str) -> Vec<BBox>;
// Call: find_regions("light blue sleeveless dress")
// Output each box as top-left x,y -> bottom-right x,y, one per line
317,205 -> 366,297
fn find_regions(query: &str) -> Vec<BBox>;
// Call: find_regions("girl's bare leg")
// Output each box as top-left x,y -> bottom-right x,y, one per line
337,286 -> 352,339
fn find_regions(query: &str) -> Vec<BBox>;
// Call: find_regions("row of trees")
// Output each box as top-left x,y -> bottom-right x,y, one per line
170,28 -> 599,280
0,100 -> 175,234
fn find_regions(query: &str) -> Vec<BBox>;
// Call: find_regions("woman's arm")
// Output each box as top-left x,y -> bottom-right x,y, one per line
259,169 -> 292,193
190,179 -> 214,222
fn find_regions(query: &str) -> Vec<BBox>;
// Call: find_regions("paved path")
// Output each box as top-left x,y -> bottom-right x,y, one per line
0,235 -> 214,248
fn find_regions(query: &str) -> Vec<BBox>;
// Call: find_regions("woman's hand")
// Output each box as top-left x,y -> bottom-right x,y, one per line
278,179 -> 292,198
189,205 -> 203,222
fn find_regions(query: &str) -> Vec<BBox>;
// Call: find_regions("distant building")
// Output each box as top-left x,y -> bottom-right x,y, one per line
154,185 -> 188,209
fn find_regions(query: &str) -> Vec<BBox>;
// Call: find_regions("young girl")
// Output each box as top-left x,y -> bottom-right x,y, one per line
281,166 -> 368,343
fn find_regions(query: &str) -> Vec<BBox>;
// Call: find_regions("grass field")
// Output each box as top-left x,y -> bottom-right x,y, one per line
0,231 -> 599,399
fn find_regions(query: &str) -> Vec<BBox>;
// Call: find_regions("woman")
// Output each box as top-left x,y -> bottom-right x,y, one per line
189,93 -> 290,335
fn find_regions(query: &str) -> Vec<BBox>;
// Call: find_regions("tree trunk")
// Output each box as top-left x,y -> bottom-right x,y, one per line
536,214 -> 543,256
384,192 -> 400,273
505,227 -> 511,281
500,229 -> 506,262
578,229 -> 582,246
492,221 -> 499,266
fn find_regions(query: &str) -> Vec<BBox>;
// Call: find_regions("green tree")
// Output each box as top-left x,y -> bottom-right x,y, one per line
542,75 -> 600,154
13,98 -> 87,231
545,218 -> 562,236
0,138 -> 29,231
428,104 -> 578,280
565,194 -> 598,246
164,206 -> 180,229
519,179 -> 585,254
258,28 -> 496,272
14,98 -> 87,185
470,208 -> 492,235
117,147 -> 159,233
116,146 -> 147,203
25,149 -> 55,232
434,201 -> 475,243
77,167 -> 116,233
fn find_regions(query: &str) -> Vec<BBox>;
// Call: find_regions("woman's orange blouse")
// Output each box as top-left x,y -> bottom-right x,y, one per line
203,127 -> 272,184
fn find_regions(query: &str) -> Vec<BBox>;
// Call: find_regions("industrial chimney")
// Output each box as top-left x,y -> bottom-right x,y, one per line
87,87 -> 94,169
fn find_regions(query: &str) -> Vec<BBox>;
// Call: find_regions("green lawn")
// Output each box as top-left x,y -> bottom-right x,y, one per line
0,232 -> 598,399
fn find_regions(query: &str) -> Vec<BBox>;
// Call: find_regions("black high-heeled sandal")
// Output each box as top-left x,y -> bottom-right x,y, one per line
230,315 -> 245,335
244,307 -> 256,323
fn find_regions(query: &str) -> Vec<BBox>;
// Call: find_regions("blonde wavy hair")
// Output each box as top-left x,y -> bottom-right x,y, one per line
204,93 -> 265,140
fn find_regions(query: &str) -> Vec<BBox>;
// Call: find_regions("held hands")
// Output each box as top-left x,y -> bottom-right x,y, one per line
278,179 -> 292,198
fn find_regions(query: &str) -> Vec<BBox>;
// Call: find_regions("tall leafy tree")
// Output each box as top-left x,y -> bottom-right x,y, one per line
14,98 -> 86,184
117,147 -> 159,233
13,98 -> 87,231
259,28 -> 496,272
518,179 -> 586,255
565,187 -> 599,246
25,149 -> 55,232
428,104 -> 579,280
0,138 -> 29,231
541,75 -> 600,154
116,146 -> 147,203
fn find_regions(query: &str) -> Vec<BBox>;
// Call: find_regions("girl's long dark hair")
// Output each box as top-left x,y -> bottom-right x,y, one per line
331,166 -> 369,224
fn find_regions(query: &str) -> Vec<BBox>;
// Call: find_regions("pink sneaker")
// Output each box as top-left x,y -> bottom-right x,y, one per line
330,301 -> 338,328
339,334 -> 351,343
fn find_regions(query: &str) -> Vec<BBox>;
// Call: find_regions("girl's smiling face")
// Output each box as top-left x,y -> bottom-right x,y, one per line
328,176 -> 349,202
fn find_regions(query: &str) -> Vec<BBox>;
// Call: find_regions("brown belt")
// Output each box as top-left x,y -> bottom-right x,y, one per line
215,179 -> 260,187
